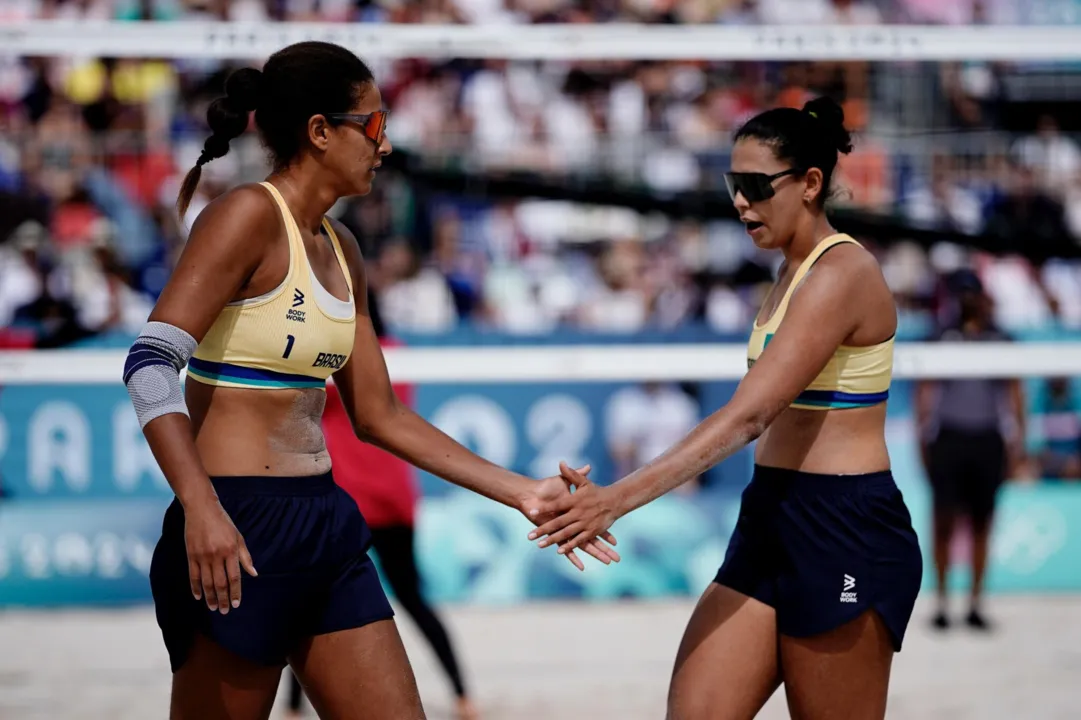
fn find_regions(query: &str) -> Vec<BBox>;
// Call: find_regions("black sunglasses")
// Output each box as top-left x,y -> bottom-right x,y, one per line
325,110 -> 390,145
723,168 -> 803,203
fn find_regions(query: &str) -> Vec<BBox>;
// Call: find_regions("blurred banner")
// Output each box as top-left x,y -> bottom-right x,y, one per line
0,333 -> 1078,606
0,378 -> 751,499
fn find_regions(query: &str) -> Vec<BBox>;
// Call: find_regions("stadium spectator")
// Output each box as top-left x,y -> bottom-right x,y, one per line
576,240 -> 651,332
903,153 -> 986,235
605,382 -> 701,491
375,239 -> 460,332
1012,114 -> 1081,199
0,222 -> 47,329
916,269 -> 1027,632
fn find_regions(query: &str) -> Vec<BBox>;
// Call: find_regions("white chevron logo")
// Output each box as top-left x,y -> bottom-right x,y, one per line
843,574 -> 856,592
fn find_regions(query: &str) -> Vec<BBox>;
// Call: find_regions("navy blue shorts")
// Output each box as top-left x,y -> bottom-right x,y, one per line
149,472 -> 394,672
714,465 -> 923,651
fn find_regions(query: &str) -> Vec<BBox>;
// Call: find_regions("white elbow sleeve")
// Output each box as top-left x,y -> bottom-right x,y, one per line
123,321 -> 198,429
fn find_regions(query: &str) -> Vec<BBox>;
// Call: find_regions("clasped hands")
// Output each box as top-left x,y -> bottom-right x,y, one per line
519,461 -> 622,571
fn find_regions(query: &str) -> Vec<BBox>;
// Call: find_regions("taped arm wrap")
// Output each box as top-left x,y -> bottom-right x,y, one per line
123,321 -> 198,429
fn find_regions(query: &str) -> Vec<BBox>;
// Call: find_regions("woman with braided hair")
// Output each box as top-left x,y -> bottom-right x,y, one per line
123,41 -> 618,720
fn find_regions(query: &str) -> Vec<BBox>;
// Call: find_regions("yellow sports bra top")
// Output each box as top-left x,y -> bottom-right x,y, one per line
747,233 -> 893,411
187,182 -> 356,391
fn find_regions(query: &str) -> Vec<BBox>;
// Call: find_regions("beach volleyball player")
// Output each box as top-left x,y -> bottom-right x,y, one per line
528,97 -> 923,720
122,41 -> 617,720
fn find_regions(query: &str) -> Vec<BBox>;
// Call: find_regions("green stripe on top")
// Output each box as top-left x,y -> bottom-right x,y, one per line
747,332 -> 774,369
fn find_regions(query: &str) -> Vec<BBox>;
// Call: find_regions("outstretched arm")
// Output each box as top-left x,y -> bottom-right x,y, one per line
529,245 -> 881,551
329,220 -> 618,569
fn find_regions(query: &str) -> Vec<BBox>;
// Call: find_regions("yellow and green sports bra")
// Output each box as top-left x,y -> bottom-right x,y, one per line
187,182 -> 356,390
747,233 -> 893,411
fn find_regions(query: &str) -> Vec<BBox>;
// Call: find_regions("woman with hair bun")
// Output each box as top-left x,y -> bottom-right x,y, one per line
529,97 -> 923,720
123,41 -> 618,719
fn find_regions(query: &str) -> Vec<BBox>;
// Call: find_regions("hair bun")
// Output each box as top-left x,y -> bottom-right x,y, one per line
224,67 -> 263,112
802,96 -> 854,156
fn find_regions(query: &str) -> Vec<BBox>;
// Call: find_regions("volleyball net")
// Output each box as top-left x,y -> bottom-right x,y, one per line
4,22 -> 1081,382
2,341 -> 1081,385
2,18 -> 1081,606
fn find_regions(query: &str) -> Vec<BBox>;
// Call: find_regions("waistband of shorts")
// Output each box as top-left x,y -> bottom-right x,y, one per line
751,464 -> 895,495
208,471 -> 336,497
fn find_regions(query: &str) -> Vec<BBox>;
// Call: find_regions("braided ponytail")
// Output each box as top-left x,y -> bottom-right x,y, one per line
176,68 -> 264,218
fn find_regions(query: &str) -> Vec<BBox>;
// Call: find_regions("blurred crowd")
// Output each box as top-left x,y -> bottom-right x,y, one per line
6,0 -> 1081,25
3,0 -> 1081,350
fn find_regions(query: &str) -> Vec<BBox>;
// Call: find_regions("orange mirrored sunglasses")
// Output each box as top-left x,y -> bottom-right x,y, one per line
325,110 -> 389,145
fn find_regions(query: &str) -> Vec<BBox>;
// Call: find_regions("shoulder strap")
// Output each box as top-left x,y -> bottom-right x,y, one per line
257,181 -> 302,275
321,217 -> 354,294
257,180 -> 290,216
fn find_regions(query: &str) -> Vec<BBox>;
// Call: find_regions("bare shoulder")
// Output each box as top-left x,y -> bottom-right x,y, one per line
783,238 -> 894,337
185,183 -> 281,248
798,240 -> 889,301
815,240 -> 884,283
810,238 -> 896,337
151,183 -> 285,334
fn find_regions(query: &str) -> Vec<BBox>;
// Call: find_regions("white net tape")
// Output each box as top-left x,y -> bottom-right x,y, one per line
3,21 -> 1081,61
0,343 -> 1077,385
